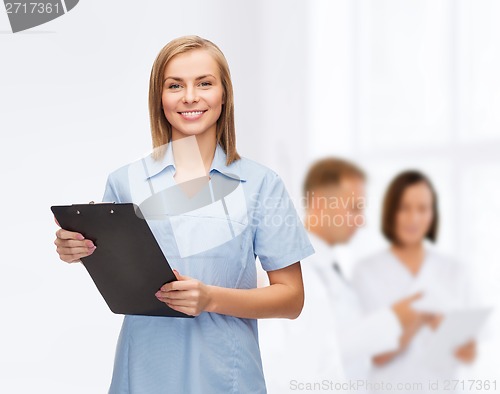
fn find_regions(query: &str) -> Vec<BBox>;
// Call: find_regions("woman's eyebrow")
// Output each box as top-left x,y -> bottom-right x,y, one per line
195,74 -> 216,80
163,74 -> 216,84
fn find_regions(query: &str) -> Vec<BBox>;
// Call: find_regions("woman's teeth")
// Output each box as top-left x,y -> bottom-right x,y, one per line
181,111 -> 204,117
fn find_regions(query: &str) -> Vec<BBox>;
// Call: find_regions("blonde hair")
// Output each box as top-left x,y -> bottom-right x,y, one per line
148,35 -> 240,164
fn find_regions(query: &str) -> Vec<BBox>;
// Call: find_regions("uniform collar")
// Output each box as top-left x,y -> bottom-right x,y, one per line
143,142 -> 245,182
306,230 -> 344,271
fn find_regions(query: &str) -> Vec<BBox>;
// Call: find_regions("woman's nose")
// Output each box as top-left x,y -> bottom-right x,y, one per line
183,86 -> 199,103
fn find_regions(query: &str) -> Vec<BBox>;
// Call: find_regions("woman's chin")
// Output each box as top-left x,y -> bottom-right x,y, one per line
172,127 -> 215,140
172,128 -> 210,139
398,237 -> 424,247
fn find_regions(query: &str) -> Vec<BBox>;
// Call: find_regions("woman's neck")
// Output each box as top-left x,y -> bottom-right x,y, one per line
391,242 -> 425,276
171,132 -> 217,182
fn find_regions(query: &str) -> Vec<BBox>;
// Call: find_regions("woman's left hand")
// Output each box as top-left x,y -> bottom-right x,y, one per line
155,270 -> 213,316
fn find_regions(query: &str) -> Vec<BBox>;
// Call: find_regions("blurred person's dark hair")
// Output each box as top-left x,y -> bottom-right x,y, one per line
303,158 -> 366,199
382,170 -> 439,244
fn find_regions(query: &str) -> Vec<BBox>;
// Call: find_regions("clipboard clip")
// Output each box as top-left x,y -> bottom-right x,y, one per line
87,200 -> 117,214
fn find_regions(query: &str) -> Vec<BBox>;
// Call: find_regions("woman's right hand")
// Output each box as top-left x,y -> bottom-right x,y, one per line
54,216 -> 96,263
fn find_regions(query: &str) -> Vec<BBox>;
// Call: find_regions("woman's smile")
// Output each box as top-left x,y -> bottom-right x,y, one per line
178,109 -> 207,121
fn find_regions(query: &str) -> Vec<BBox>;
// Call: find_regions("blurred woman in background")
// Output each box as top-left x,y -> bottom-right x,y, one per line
352,170 -> 478,392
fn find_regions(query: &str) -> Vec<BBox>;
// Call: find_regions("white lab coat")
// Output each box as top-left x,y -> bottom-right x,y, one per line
352,247 -> 479,393
259,232 -> 401,393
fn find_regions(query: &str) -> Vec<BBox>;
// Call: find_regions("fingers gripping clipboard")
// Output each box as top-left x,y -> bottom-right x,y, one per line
51,203 -> 192,318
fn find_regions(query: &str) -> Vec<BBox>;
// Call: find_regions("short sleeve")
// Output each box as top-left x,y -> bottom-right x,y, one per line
253,171 -> 315,271
102,173 -> 121,203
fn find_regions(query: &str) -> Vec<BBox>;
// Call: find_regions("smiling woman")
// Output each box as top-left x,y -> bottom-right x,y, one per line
52,35 -> 315,394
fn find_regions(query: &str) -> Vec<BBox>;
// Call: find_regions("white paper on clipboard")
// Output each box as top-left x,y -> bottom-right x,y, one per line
421,307 -> 492,369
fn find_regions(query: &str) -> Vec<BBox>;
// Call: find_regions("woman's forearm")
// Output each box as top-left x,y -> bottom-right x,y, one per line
206,282 -> 304,319
157,263 -> 304,318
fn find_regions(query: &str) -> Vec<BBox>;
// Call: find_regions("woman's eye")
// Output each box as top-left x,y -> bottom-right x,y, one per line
168,84 -> 182,89
199,81 -> 212,87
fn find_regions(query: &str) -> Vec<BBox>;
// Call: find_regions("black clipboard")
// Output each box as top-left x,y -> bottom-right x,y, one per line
51,202 -> 192,318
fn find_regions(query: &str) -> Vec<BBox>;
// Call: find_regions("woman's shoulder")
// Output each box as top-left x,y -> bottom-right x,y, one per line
232,156 -> 290,196
105,153 -> 158,183
355,248 -> 394,270
352,248 -> 398,281
351,248 -> 394,290
102,155 -> 153,203
425,246 -> 466,271
236,156 -> 281,180
106,161 -> 132,181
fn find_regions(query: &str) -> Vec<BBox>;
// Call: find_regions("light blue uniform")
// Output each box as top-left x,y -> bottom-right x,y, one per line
102,142 -> 314,394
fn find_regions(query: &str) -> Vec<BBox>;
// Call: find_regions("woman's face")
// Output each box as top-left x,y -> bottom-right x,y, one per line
162,49 -> 224,140
395,182 -> 434,247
